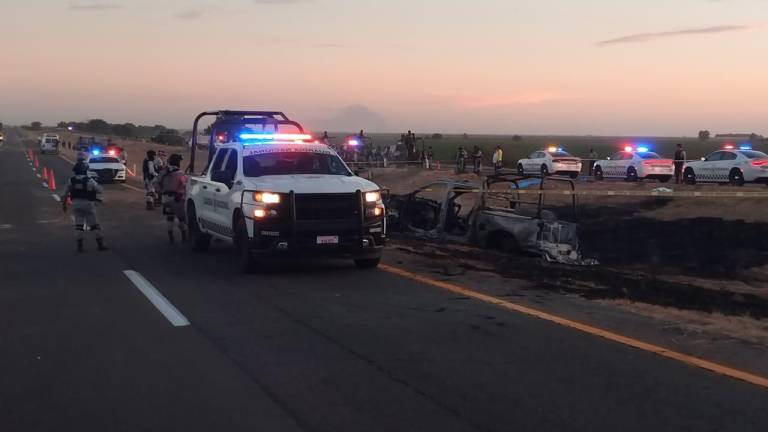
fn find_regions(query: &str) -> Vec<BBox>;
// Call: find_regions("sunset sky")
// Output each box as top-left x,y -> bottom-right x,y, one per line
2,0 -> 767,135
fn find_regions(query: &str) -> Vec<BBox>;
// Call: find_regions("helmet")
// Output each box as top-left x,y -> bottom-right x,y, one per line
73,162 -> 89,175
168,154 -> 183,167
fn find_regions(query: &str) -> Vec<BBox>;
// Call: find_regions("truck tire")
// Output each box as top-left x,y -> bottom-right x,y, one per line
234,216 -> 256,273
683,168 -> 696,185
625,167 -> 638,182
517,164 -> 524,176
354,258 -> 380,269
187,203 -> 211,252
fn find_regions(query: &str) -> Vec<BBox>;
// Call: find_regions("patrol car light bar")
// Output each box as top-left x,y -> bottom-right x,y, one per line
347,139 -> 360,146
739,144 -> 752,150
546,146 -> 563,152
239,133 -> 313,141
92,149 -> 100,155
636,146 -> 649,153
724,144 -> 735,150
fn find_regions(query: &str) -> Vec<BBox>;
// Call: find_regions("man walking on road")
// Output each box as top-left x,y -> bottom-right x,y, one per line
155,154 -> 189,244
142,150 -> 158,210
62,162 -> 106,253
674,143 -> 686,184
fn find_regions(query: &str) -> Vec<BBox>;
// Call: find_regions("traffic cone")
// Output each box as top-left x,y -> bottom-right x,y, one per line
436,160 -> 441,170
41,167 -> 48,181
66,195 -> 72,205
33,156 -> 39,169
48,170 -> 56,191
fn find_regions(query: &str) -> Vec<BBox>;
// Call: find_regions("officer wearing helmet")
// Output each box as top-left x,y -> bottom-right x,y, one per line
62,162 -> 107,252
154,153 -> 188,243
142,150 -> 158,210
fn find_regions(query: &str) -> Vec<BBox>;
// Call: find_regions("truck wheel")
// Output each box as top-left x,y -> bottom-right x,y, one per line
517,164 -> 524,176
594,166 -> 604,181
729,169 -> 745,186
187,203 -> 211,252
540,165 -> 549,177
354,258 -> 380,269
569,172 -> 578,179
234,216 -> 256,273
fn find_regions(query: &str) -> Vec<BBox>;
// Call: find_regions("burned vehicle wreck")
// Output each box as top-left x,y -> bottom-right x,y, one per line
386,174 -> 596,265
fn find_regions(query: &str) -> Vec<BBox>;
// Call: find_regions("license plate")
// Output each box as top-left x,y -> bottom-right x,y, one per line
316,235 -> 339,245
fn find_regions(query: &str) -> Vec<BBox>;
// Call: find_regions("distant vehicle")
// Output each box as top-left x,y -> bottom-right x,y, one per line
39,134 -> 60,154
683,144 -> 768,186
0,132 -> 4,143
516,146 -> 582,178
186,110 -> 386,272
593,145 -> 673,182
86,151 -> 126,183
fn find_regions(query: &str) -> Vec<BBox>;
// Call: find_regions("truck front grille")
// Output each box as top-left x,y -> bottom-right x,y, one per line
294,193 -> 358,220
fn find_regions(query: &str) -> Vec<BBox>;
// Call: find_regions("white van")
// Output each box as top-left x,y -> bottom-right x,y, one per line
39,134 -> 60,154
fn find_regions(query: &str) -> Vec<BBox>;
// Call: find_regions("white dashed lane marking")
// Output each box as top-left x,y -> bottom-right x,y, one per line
123,270 -> 190,327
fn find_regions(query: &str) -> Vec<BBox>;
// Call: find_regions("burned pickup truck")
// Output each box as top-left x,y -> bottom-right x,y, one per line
386,174 -> 596,265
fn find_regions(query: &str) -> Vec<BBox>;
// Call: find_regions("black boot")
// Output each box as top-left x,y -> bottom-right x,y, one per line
96,238 -> 107,251
146,201 -> 154,211
77,239 -> 84,253
168,231 -> 175,244
180,230 -> 189,243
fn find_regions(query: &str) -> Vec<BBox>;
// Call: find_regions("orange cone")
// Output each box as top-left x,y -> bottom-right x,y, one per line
41,167 -> 48,181
48,170 -> 56,191
33,156 -> 39,169
436,160 -> 441,170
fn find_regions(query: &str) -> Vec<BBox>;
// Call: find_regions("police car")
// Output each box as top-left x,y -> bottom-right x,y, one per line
186,110 -> 386,272
683,144 -> 768,186
593,145 -> 673,182
516,147 -> 582,178
86,149 -> 126,183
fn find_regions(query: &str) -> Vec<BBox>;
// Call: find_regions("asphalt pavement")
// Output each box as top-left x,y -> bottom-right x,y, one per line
2,127 -> 768,432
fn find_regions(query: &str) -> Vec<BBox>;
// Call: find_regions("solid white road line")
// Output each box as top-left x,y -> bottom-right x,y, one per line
52,194 -> 61,202
123,270 -> 190,327
120,183 -> 144,192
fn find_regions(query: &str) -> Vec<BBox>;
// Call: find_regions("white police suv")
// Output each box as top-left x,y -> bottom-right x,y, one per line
683,144 -> 768,186
517,147 -> 582,178
593,145 -> 673,182
185,111 -> 386,272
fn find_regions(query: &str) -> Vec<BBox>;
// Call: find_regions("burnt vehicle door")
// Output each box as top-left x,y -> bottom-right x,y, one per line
396,182 -> 450,235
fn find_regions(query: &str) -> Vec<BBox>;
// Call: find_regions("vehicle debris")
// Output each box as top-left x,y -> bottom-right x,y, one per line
386,174 -> 597,265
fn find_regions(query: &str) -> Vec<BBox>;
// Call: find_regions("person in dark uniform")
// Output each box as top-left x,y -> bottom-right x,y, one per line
673,143 -> 686,184
62,162 -> 106,252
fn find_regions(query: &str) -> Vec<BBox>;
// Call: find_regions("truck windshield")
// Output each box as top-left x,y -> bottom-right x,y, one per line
243,151 -> 351,177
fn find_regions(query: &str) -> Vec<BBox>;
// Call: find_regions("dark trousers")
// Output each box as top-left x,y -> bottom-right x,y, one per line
674,162 -> 684,183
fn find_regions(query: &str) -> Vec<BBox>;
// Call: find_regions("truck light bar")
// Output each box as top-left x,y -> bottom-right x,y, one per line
239,133 -> 313,141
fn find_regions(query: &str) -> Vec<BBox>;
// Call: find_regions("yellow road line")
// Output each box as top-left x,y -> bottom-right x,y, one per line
120,183 -> 144,192
58,154 -> 76,165
380,264 -> 768,390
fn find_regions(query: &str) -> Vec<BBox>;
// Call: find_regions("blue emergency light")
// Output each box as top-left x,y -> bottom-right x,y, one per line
739,144 -> 753,150
636,146 -> 649,153
92,149 -> 100,155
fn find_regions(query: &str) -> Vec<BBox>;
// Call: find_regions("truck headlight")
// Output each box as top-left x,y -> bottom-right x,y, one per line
365,191 -> 381,203
253,192 -> 281,204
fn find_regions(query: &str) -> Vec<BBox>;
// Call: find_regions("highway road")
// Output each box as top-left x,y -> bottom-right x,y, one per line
1,127 -> 767,432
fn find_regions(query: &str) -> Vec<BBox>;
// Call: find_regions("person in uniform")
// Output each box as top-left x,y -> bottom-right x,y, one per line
142,150 -> 158,210
155,154 -> 188,244
62,162 -> 106,252
673,143 -> 687,184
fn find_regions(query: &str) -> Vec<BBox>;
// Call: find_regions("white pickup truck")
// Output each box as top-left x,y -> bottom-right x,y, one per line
185,111 -> 386,272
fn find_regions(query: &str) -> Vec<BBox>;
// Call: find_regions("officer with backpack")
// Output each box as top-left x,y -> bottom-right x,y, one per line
154,154 -> 189,244
142,150 -> 158,210
62,162 -> 107,252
